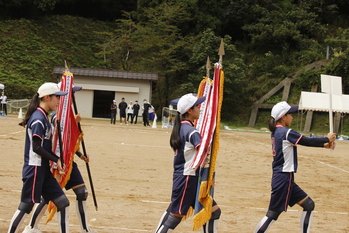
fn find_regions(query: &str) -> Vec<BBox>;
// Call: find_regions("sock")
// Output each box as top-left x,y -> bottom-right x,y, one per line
300,210 -> 313,233
8,210 -> 27,233
57,207 -> 69,233
254,216 -> 275,233
203,208 -> 221,233
28,201 -> 48,229
155,214 -> 182,233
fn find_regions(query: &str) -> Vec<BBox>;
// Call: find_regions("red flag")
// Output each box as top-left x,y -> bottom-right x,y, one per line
47,71 -> 81,222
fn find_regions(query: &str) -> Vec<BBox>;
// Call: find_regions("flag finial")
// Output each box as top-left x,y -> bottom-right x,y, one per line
64,60 -> 70,73
218,38 -> 225,64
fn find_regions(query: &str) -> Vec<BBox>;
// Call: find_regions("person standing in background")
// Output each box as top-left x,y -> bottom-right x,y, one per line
110,100 -> 117,125
0,90 -> 7,115
142,99 -> 151,127
132,100 -> 140,124
119,97 -> 127,125
126,101 -> 133,124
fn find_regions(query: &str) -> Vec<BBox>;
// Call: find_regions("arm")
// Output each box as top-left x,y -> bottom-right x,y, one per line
32,136 -> 59,162
298,136 -> 329,147
75,150 -> 89,162
298,132 -> 335,147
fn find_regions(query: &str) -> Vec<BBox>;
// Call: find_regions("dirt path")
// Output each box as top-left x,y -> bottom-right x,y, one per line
1,116 -> 348,232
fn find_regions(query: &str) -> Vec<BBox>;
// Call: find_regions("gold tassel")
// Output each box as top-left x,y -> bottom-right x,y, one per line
192,70 -> 224,230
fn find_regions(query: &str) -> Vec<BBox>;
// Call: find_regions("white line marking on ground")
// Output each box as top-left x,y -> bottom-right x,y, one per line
0,218 -> 152,232
0,130 -> 25,137
299,155 -> 349,174
88,141 -> 169,149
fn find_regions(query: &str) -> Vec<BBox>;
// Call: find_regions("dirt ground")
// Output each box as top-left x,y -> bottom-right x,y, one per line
0,115 -> 348,232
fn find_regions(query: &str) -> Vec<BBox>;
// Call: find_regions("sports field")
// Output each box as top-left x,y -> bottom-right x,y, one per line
0,116 -> 348,232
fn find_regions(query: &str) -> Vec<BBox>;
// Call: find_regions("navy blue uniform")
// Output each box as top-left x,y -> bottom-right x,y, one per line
269,125 -> 329,212
22,107 -> 64,203
169,120 -> 201,215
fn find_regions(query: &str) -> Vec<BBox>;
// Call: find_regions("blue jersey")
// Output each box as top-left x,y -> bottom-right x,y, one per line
271,125 -> 302,173
173,120 -> 202,176
24,107 -> 53,167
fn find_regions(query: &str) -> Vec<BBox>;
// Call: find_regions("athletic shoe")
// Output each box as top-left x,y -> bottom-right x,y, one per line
22,226 -> 42,233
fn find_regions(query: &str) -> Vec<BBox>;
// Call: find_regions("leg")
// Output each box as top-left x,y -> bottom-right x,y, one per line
142,114 -> 146,126
8,202 -> 34,233
23,198 -> 48,232
202,206 -> 221,233
134,115 -> 138,124
155,205 -> 171,232
73,185 -> 93,232
254,210 -> 281,233
155,213 -> 182,233
52,195 -> 70,233
299,197 -> 315,233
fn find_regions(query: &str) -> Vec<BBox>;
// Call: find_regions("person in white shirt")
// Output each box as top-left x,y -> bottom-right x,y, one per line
0,90 -> 7,115
126,101 -> 133,125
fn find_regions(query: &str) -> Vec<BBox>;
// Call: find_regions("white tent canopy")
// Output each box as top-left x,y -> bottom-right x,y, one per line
299,91 -> 349,113
0,84 -> 4,89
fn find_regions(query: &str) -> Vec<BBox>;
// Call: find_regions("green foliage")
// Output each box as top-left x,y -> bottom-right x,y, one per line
0,16 -> 116,98
4,0 -> 349,129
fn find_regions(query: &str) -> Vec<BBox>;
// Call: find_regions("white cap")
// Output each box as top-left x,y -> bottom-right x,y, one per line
37,82 -> 68,98
271,101 -> 298,121
113,100 -> 116,102
177,93 -> 206,114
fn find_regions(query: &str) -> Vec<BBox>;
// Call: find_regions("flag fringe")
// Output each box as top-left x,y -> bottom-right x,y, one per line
192,69 -> 224,230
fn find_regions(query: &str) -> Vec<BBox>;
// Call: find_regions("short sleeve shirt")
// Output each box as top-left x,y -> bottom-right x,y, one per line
173,120 -> 202,176
272,125 -> 302,173
119,102 -> 127,113
24,107 -> 53,167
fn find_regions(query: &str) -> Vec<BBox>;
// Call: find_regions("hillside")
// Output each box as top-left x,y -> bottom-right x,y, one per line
0,15 -> 115,98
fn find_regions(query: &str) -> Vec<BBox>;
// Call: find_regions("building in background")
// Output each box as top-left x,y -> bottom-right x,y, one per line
52,67 -> 158,118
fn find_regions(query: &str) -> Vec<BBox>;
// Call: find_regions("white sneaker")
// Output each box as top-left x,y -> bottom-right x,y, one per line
22,226 -> 42,233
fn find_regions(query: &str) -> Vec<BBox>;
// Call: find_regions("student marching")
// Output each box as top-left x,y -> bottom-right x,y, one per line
8,82 -> 70,233
254,101 -> 336,233
155,93 -> 221,233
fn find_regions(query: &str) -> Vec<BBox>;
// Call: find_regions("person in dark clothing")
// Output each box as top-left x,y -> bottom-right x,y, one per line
119,97 -> 128,125
110,100 -> 117,125
132,100 -> 140,124
142,99 -> 151,127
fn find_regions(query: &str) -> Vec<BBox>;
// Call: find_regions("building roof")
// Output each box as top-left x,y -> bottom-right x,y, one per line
52,67 -> 158,81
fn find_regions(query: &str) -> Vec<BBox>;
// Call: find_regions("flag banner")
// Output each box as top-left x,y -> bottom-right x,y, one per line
192,63 -> 224,230
47,71 -> 81,222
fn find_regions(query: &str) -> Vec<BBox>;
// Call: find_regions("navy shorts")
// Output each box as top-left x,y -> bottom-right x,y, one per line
65,162 -> 84,190
268,172 -> 307,212
120,111 -> 126,118
169,174 -> 198,215
21,165 -> 64,203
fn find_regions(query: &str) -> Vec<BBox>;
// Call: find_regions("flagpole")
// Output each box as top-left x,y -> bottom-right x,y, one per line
56,118 -> 64,172
72,93 -> 98,211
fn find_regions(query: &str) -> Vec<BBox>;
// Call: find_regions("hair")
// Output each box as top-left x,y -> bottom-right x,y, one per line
268,117 -> 276,133
19,93 -> 40,127
169,106 -> 193,151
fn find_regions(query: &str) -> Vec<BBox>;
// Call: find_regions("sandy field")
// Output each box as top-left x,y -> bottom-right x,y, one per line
0,115 -> 348,232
